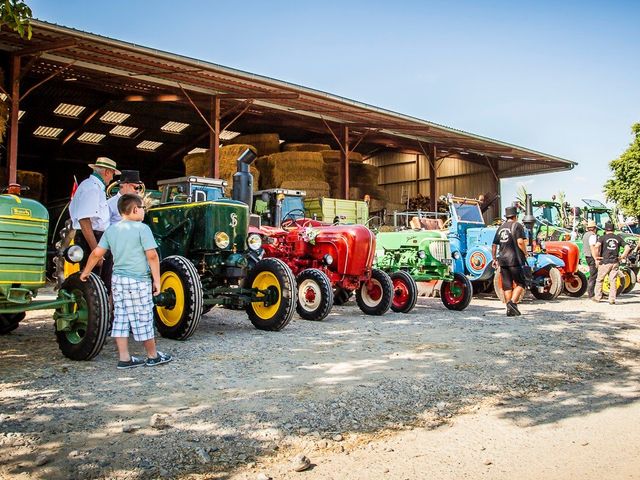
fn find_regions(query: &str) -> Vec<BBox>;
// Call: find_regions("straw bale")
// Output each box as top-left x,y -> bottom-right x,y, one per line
0,100 -> 8,142
320,150 -> 364,163
258,151 -> 326,189
280,180 -> 330,198
182,145 -> 260,191
0,170 -> 44,200
281,143 -> 331,153
228,133 -> 281,157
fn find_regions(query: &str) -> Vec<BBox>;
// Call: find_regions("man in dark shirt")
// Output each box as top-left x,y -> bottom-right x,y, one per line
582,220 -> 599,298
492,206 -> 528,316
593,221 -> 630,304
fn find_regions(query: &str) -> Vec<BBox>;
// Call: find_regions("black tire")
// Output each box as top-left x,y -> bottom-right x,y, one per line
356,268 -> 393,316
0,312 -> 26,335
55,273 -> 110,361
564,271 -> 588,297
296,269 -> 334,321
154,255 -> 203,340
390,271 -> 418,313
471,280 -> 493,295
530,267 -> 564,300
441,273 -> 473,311
246,258 -> 297,331
623,268 -> 637,294
333,288 -> 353,306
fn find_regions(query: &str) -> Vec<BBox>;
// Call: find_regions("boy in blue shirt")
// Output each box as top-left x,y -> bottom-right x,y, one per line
80,194 -> 172,369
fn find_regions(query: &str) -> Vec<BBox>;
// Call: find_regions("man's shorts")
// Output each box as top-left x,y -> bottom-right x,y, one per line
111,274 -> 154,341
500,266 -> 525,290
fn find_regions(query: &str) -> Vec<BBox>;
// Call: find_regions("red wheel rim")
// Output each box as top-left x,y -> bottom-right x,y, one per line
366,282 -> 382,301
443,280 -> 465,304
304,287 -> 317,303
392,279 -> 410,308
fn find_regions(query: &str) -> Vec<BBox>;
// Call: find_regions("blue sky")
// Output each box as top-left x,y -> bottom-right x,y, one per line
30,0 -> 640,208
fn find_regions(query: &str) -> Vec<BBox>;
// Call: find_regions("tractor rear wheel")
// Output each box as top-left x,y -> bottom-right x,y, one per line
0,312 -> 26,335
356,268 -> 393,316
333,288 -> 353,306
602,271 -> 625,296
564,271 -> 588,297
441,273 -> 473,311
390,271 -> 418,313
296,268 -> 334,321
623,268 -> 637,294
530,267 -> 564,300
493,269 -> 526,303
154,255 -> 203,340
55,273 -> 110,360
246,258 -> 296,331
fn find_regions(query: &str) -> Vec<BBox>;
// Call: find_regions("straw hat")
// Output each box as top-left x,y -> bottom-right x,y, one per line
88,157 -> 121,174
586,220 -> 597,229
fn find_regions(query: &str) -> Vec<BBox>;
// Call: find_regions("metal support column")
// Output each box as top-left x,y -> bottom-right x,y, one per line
6,55 -> 20,184
209,96 -> 220,178
341,125 -> 350,199
428,144 -> 437,211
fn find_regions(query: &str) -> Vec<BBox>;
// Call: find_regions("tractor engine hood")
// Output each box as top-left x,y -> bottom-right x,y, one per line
308,224 -> 376,276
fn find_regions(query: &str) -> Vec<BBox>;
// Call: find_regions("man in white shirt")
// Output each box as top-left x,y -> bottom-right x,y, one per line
69,157 -> 120,290
107,170 -> 143,225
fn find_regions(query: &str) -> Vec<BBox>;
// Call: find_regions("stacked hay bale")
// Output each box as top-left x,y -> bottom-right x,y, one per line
0,170 -> 44,201
227,133 -> 280,157
182,144 -> 260,192
258,151 -> 330,197
320,150 -> 386,205
281,143 -> 331,153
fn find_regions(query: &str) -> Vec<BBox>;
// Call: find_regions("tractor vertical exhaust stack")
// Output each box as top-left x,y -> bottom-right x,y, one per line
232,148 -> 257,207
522,193 -> 536,253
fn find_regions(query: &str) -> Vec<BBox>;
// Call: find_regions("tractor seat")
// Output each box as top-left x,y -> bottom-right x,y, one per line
410,216 -> 444,231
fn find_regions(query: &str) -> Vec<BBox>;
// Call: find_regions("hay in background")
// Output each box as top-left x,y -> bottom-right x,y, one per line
183,144 -> 260,191
228,133 -> 280,157
320,150 -> 364,163
0,100 -> 8,142
257,151 -> 325,189
281,143 -> 331,153
280,180 -> 330,198
0,170 -> 44,200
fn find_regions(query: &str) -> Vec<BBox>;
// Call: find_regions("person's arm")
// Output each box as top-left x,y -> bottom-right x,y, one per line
592,242 -> 601,262
517,237 -> 527,258
80,246 -> 108,281
145,249 -> 161,295
78,218 -> 99,251
491,244 -> 498,268
621,244 -> 631,260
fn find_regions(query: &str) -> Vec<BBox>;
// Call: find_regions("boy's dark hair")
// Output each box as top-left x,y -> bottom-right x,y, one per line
117,193 -> 143,215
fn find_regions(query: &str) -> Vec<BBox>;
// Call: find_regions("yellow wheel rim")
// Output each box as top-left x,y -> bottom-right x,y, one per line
623,271 -> 632,290
156,271 -> 185,327
251,271 -> 281,320
603,274 -> 622,294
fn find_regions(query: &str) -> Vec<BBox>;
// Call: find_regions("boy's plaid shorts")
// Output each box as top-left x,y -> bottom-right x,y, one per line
111,274 -> 155,341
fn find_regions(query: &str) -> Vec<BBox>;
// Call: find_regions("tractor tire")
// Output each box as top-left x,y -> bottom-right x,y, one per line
55,273 -> 110,361
0,312 -> 26,335
441,273 -> 473,311
602,271 -> 625,297
390,271 -> 418,313
356,268 -> 393,316
471,280 -> 493,295
296,268 -> 334,321
493,269 -> 526,304
246,258 -> 297,331
623,268 -> 637,294
564,271 -> 588,298
530,267 -> 564,300
333,288 -> 353,306
154,255 -> 203,340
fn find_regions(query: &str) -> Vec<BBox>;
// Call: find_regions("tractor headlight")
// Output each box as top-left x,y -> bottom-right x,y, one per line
452,251 -> 461,260
417,250 -> 427,259
323,254 -> 334,265
247,233 -> 262,251
214,231 -> 230,249
65,245 -> 84,264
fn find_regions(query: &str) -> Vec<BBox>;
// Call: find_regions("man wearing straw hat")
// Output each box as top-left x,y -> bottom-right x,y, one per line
582,219 -> 599,298
69,157 -> 120,290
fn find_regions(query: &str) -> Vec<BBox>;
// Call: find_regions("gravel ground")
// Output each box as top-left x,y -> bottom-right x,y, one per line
1,288 -> 639,480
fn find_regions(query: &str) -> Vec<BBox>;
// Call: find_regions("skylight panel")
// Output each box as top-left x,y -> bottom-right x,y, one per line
53,103 -> 86,118
100,111 -> 130,124
18,110 -> 25,120
188,147 -> 208,155
110,125 -> 138,137
137,140 -> 163,152
33,126 -> 63,139
161,121 -> 189,134
77,132 -> 106,144
219,130 -> 240,141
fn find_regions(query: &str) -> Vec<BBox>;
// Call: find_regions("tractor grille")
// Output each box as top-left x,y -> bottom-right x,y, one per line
0,217 -> 48,287
428,240 -> 451,263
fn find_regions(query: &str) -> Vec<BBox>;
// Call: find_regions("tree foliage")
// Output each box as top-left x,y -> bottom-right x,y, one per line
604,123 -> 640,218
0,0 -> 32,40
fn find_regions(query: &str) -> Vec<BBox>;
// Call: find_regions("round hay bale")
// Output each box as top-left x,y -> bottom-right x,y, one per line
228,133 -> 280,157
320,150 -> 364,163
281,143 -> 331,153
0,169 -> 44,200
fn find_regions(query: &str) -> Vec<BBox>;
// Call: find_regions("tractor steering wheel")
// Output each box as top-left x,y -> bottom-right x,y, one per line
281,209 -> 308,228
441,217 -> 452,229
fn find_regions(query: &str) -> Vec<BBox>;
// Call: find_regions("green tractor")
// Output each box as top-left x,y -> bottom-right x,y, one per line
145,150 -> 298,339
1,191 -> 110,360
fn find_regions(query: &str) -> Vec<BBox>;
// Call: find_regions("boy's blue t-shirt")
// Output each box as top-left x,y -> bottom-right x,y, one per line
98,220 -> 158,281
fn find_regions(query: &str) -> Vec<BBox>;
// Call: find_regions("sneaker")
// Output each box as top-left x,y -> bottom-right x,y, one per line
507,301 -> 521,316
117,356 -> 146,369
591,297 -> 600,303
506,308 -> 516,317
609,300 -> 616,305
146,351 -> 173,367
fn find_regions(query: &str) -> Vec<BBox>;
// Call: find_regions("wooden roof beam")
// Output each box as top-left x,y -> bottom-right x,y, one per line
13,39 -> 77,57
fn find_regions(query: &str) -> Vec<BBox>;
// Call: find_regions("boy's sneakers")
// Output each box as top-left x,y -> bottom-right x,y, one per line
506,301 -> 521,316
146,351 -> 173,367
117,356 -> 146,369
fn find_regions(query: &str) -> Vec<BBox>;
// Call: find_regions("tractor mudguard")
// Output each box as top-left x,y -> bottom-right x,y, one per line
464,245 -> 494,281
534,253 -> 565,270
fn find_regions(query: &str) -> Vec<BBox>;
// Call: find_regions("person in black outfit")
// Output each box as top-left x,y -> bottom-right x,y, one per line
491,206 -> 528,316
582,220 -> 599,298
593,221 -> 630,304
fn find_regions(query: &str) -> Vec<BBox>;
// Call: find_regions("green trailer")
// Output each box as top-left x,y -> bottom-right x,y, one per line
304,197 -> 369,225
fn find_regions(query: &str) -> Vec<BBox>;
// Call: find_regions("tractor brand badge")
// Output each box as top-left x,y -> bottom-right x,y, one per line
470,251 -> 487,271
229,213 -> 238,228
12,207 -> 31,217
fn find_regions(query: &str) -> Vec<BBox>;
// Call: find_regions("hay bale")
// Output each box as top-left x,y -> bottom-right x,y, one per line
281,143 -> 331,153
258,151 -> 325,189
183,145 -> 260,191
320,150 -> 364,163
0,100 -> 8,142
0,170 -> 44,200
280,180 -> 330,198
227,133 -> 280,157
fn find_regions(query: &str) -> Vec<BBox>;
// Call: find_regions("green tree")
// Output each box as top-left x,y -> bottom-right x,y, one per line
604,123 -> 640,218
0,0 -> 32,39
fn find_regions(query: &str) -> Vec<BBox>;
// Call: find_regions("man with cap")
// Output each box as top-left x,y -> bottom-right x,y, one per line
582,220 -> 599,298
491,205 -> 528,316
69,157 -> 120,289
107,170 -> 144,225
593,221 -> 630,304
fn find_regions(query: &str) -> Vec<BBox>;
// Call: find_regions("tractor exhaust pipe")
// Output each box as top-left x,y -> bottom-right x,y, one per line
522,193 -> 536,253
231,148 -> 257,207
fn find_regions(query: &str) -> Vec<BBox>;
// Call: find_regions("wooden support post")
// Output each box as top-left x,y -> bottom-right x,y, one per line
428,144 -> 437,211
342,125 -> 350,199
209,96 -> 220,178
415,154 -> 420,195
7,55 -> 20,184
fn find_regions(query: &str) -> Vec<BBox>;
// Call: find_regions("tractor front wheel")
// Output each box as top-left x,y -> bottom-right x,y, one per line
0,312 -> 26,335
441,273 -> 473,311
246,258 -> 296,331
623,268 -> 637,294
154,255 -> 203,340
530,267 -> 564,300
356,269 -> 393,316
55,273 -> 110,360
564,271 -> 588,297
390,271 -> 418,313
602,270 -> 625,297
296,268 -> 334,321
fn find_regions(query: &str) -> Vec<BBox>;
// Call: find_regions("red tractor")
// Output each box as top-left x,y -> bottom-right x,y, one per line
541,241 -> 587,297
253,189 -> 399,321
